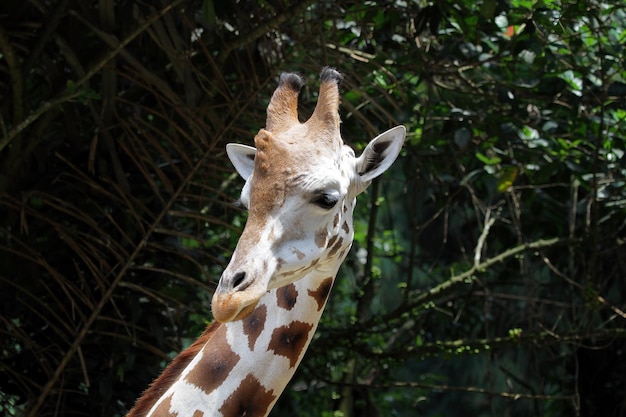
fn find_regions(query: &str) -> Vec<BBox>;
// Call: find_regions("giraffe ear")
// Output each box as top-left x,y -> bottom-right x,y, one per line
226,143 -> 257,180
356,125 -> 406,183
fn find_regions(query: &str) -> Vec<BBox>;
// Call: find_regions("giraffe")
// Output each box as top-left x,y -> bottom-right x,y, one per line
126,67 -> 405,417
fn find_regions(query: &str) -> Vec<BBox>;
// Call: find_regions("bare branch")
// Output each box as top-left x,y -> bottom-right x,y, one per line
363,327 -> 626,359
217,0 -> 317,64
473,208 -> 496,267
1,0 -> 185,153
412,236 -> 572,309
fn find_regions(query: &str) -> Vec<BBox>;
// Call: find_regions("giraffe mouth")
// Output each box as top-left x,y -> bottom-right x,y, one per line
211,288 -> 262,322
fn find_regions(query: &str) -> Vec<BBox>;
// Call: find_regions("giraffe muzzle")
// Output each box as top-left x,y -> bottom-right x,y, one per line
212,269 -> 264,322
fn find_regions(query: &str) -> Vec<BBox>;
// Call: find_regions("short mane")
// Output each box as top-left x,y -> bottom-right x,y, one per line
126,321 -> 221,417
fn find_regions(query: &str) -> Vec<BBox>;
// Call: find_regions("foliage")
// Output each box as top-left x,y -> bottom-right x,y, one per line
0,0 -> 625,416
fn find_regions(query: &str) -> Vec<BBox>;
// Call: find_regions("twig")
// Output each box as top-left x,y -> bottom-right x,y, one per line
0,25 -> 25,126
542,255 -> 626,320
474,208 -> 496,267
22,0 -> 71,75
0,91 -> 83,154
23,3 -> 189,416
414,236 -> 570,306
1,0 -> 185,154
363,327 -> 626,359
368,236 -> 573,339
376,380 -> 574,401
217,0 -> 317,64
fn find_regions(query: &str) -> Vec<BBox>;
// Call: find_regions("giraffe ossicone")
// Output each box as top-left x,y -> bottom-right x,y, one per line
127,67 -> 405,417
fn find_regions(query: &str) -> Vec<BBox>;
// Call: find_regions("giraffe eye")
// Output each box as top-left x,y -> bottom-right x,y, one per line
312,193 -> 339,210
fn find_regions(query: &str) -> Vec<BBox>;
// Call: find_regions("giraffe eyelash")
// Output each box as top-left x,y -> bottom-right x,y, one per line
233,199 -> 248,211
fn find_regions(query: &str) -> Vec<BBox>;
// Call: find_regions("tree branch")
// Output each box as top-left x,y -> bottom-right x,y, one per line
374,380 -> 574,402
0,24 -> 24,126
363,327 -> 626,359
371,236 -> 572,328
217,0 -> 317,64
413,236 -> 570,307
1,0 -> 186,154
473,207 -> 497,267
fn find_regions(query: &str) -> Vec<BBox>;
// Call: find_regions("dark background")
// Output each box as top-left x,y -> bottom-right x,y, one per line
1,1 -> 625,416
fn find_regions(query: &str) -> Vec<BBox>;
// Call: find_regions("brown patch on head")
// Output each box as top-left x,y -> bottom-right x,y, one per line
219,374 -> 276,417
277,268 -> 299,280
243,304 -> 267,350
278,258 -> 321,281
328,237 -> 344,257
291,248 -> 305,260
326,235 -> 339,249
247,130 -> 291,223
277,283 -> 298,310
342,220 -> 350,234
218,134 -> 294,290
315,227 -> 328,248
193,410 -> 204,417
333,213 -> 340,228
268,321 -> 314,368
184,324 -> 240,396
308,277 -> 334,311
276,257 -> 286,270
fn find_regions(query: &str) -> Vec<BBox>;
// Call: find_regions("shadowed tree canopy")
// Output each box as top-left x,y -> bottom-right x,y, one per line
0,1 -> 625,416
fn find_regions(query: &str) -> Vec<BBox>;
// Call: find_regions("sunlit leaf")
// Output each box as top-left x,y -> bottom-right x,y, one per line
497,166 -> 519,192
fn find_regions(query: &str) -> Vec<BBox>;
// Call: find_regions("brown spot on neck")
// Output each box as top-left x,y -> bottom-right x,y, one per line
219,374 -> 276,417
268,321 -> 314,368
307,277 -> 334,311
126,322 -> 222,417
184,324 -> 240,395
243,304 -> 267,350
153,393 -> 175,416
277,283 -> 298,310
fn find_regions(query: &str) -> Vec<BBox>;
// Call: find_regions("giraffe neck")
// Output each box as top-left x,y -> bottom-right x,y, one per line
133,270 -> 337,417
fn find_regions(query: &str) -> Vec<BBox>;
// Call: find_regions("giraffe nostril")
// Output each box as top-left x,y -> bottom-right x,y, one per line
231,271 -> 247,291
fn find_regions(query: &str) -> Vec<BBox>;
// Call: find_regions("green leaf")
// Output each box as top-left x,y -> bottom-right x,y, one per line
66,79 -> 77,93
201,0 -> 216,25
558,70 -> 583,96
497,166 -> 519,192
476,152 -> 502,165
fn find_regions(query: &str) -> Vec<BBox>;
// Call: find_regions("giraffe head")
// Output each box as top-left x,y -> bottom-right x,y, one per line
212,68 -> 405,322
